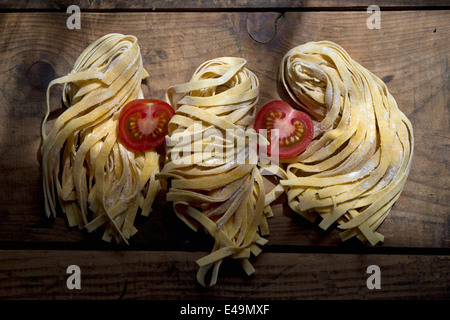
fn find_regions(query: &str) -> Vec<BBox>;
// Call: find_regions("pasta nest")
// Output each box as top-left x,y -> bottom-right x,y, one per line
278,41 -> 414,245
158,57 -> 271,286
41,33 -> 161,244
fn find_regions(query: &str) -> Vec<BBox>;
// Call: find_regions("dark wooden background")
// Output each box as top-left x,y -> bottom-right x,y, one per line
0,0 -> 448,300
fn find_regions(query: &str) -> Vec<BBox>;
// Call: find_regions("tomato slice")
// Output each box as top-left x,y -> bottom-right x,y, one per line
118,99 -> 174,151
253,100 -> 314,159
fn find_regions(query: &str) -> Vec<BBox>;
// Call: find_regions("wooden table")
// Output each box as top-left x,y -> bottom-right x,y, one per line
0,1 -> 448,301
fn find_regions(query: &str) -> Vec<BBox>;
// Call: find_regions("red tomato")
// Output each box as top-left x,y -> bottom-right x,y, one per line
118,99 -> 174,151
254,100 -> 314,159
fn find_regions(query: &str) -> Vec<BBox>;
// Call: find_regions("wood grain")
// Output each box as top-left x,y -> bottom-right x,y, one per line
0,8 -> 448,300
1,0 -> 448,11
0,11 -> 448,249
0,250 -> 448,299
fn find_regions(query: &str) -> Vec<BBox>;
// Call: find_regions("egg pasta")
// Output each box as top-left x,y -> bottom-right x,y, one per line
278,41 -> 414,245
41,33 -> 161,244
158,57 -> 270,286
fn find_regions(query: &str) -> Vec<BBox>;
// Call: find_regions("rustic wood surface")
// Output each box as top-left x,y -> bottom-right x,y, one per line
0,1 -> 448,300
0,250 -> 448,300
1,0 -> 448,10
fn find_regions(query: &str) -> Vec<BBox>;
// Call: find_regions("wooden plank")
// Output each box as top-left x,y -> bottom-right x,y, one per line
0,11 -> 448,249
1,0 -> 448,11
0,249 -> 447,299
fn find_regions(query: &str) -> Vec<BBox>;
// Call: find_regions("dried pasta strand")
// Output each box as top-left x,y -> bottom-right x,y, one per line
41,33 -> 161,244
276,41 -> 413,245
158,57 -> 269,286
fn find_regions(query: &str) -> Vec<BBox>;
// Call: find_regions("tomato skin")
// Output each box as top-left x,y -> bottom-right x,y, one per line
118,99 -> 174,151
254,100 -> 314,159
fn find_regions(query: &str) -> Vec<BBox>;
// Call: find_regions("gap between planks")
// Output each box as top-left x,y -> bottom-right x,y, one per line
0,241 -> 449,256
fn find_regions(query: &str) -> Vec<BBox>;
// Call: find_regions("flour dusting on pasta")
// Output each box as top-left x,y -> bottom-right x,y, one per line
158,57 -> 270,286
41,33 -> 161,243
277,41 -> 414,245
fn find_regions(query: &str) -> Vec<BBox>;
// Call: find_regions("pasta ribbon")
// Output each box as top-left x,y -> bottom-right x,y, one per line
278,41 -> 414,245
159,57 -> 270,286
41,33 -> 161,244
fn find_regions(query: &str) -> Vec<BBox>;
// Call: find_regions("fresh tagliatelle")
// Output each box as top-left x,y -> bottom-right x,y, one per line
158,57 -> 270,286
276,41 -> 414,245
41,33 -> 161,244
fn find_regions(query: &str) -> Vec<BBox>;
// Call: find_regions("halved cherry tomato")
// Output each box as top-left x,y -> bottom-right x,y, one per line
118,99 -> 174,151
253,100 -> 314,159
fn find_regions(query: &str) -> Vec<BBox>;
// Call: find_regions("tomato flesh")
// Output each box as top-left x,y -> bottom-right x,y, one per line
118,99 -> 174,151
254,100 -> 314,159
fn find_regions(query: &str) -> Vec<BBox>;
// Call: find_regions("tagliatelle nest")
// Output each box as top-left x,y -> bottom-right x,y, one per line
158,57 -> 271,286
41,33 -> 161,243
275,41 -> 414,245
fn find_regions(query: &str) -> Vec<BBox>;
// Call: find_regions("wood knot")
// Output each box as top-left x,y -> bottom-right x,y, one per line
246,12 -> 282,44
26,61 -> 55,91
